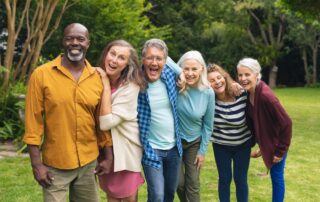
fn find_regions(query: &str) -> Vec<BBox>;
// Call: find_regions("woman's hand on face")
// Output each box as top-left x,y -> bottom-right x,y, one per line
250,149 -> 261,158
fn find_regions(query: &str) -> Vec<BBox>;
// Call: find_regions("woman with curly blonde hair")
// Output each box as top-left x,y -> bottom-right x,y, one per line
207,63 -> 253,202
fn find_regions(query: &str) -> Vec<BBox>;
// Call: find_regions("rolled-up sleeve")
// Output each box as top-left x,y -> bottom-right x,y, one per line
23,70 -> 44,145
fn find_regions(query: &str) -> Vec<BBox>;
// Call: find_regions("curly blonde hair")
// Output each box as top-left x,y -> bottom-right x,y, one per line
207,63 -> 235,98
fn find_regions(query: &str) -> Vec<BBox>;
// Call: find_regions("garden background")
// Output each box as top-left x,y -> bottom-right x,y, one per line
1,0 -> 320,201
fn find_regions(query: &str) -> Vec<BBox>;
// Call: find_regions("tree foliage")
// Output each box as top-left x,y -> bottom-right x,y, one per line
41,0 -> 170,65
276,0 -> 320,21
233,0 -> 287,87
145,0 -> 254,75
278,2 -> 320,85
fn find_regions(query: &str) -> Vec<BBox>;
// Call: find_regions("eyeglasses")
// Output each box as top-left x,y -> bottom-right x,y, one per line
144,56 -> 164,63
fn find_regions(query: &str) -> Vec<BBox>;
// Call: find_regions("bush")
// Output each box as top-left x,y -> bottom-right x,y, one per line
0,82 -> 26,144
305,82 -> 320,88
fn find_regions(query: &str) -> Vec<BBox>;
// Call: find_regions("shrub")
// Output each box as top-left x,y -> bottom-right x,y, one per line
0,82 -> 26,144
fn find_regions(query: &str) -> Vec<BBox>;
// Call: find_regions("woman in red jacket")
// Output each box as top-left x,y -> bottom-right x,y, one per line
236,58 -> 292,202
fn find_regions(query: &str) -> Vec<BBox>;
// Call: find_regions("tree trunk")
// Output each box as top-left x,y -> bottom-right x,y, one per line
3,29 -> 15,90
3,0 -> 17,90
4,0 -> 71,86
302,47 -> 311,85
268,65 -> 278,88
311,45 -> 318,84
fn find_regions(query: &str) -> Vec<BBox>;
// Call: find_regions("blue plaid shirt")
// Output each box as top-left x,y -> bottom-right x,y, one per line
138,65 -> 183,168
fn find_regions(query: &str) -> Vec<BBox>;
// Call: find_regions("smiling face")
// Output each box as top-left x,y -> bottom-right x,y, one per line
63,24 -> 90,63
104,45 -> 130,81
142,47 -> 166,82
237,65 -> 259,93
207,71 -> 226,96
182,59 -> 203,88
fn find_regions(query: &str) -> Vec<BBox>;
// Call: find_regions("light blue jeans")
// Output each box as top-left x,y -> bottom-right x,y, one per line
143,146 -> 182,202
270,152 -> 288,202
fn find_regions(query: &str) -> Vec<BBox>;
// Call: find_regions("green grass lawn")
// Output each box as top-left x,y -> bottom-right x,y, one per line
1,87 -> 319,202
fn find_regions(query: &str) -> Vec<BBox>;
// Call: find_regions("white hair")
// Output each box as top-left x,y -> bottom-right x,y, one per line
177,50 -> 210,91
237,57 -> 262,80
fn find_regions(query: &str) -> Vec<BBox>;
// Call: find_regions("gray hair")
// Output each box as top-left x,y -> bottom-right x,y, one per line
142,38 -> 168,59
177,50 -> 210,91
237,57 -> 262,80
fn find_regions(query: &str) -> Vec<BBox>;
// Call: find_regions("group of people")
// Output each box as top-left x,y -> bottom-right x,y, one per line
23,23 -> 292,202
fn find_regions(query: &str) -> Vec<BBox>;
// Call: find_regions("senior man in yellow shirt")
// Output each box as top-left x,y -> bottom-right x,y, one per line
23,23 -> 112,202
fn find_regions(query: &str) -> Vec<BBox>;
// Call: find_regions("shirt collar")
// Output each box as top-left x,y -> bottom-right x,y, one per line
51,55 -> 96,81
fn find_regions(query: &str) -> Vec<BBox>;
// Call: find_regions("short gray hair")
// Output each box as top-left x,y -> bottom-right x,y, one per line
237,57 -> 262,80
177,50 -> 210,91
142,38 -> 168,59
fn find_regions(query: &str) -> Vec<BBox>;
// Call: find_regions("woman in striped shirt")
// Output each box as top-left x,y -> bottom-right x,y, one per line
207,64 -> 253,202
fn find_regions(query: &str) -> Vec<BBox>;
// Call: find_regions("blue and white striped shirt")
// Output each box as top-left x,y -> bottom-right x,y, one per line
211,93 -> 252,146
138,66 -> 183,168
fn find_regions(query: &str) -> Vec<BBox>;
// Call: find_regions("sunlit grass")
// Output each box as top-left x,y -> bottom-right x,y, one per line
0,87 -> 319,202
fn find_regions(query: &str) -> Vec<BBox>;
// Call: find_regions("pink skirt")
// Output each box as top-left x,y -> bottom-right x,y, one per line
98,170 -> 145,198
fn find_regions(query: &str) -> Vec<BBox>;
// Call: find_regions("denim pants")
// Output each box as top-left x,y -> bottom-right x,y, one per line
270,152 -> 287,202
177,138 -> 201,202
143,146 -> 182,202
213,142 -> 251,202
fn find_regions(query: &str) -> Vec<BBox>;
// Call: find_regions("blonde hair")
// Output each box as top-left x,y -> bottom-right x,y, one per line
207,63 -> 235,98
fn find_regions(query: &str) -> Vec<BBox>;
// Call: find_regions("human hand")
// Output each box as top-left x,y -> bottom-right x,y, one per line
250,149 -> 261,158
177,72 -> 186,92
31,163 -> 54,188
231,82 -> 244,96
194,155 -> 205,171
273,156 -> 283,164
95,157 -> 113,175
96,67 -> 110,86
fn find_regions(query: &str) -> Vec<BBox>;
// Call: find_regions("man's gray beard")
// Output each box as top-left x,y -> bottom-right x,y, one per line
67,52 -> 84,62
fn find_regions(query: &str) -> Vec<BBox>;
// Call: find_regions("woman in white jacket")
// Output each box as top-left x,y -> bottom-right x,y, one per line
96,40 -> 145,202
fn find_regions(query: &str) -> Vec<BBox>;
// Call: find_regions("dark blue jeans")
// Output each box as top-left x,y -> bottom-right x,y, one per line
143,146 -> 182,202
270,152 -> 287,202
213,142 -> 251,202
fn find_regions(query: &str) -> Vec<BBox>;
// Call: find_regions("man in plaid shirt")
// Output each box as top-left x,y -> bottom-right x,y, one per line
138,38 -> 183,202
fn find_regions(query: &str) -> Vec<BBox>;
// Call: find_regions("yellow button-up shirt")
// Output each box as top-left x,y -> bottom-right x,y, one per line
23,55 -> 112,169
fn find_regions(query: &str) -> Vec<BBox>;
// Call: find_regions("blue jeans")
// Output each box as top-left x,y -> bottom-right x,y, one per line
143,146 -> 182,202
270,152 -> 287,202
213,142 -> 251,202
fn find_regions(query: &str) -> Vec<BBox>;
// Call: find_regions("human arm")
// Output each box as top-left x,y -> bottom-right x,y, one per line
97,68 -> 139,130
166,56 -> 186,91
196,89 -> 215,170
23,70 -> 53,187
94,68 -> 113,174
264,94 -> 292,158
166,56 -> 182,75
96,67 -> 112,116
271,101 -> 292,158
27,145 -> 54,187
95,146 -> 113,175
231,82 -> 244,96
